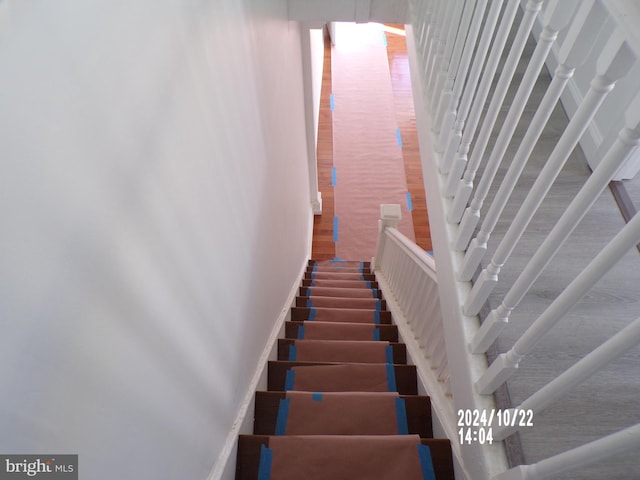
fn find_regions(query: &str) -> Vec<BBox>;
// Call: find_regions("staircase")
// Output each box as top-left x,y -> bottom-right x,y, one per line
236,259 -> 455,480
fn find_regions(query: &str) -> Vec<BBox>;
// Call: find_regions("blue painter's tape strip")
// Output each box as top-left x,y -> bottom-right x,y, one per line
359,261 -> 364,271
285,370 -> 295,391
386,345 -> 394,364
417,444 -> 436,480
275,398 -> 291,435
396,398 -> 409,434
309,308 -> 316,321
376,301 -> 381,311
367,281 -> 372,289
312,392 -> 323,402
373,327 -> 381,341
289,345 -> 297,361
382,32 -> 388,46
311,272 -> 317,280
374,310 -> 380,325
331,167 -> 337,187
386,363 -> 397,392
306,299 -> 312,308
297,325 -> 306,340
330,93 -> 335,111
372,288 -> 378,298
333,216 -> 339,243
312,263 -> 317,272
396,128 -> 403,147
258,445 -> 273,480
406,192 -> 414,212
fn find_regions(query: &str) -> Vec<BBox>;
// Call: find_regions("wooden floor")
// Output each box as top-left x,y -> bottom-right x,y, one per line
311,26 -> 432,261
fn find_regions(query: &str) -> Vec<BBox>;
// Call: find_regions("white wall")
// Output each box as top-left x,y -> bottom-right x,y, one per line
0,0 -> 312,479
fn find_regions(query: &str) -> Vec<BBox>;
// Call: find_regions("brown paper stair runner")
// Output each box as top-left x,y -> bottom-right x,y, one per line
285,321 -> 398,341
235,260 -> 454,480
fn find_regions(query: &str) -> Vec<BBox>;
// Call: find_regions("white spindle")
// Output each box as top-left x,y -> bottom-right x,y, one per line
444,0 -> 577,203
438,0 -> 519,176
431,0 -> 464,110
464,31 -> 636,316
493,424 -> 640,480
476,212 -> 640,395
446,0 -> 543,210
440,0 -> 505,174
471,90 -> 640,353
426,1 -> 455,102
493,316 -> 640,440
433,0 -> 480,139
436,0 -> 488,152
429,0 -> 464,109
456,0 -> 608,261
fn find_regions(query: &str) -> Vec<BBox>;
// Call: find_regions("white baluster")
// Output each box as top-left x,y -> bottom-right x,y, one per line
464,31 -> 636,316
445,0 -> 577,208
439,0 -> 519,176
433,0 -> 480,140
471,89 -> 640,353
446,0 -> 543,213
435,0 -> 487,150
416,281 -> 435,345
493,316 -> 640,440
416,0 -> 433,61
476,212 -> 640,395
439,0 -> 504,174
425,1 -> 453,102
456,0 -> 606,262
431,0 -> 464,110
429,0 -> 464,109
493,425 -> 640,480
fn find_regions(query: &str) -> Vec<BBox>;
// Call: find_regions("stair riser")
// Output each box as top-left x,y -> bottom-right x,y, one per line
285,322 -> 399,342
277,339 -> 407,364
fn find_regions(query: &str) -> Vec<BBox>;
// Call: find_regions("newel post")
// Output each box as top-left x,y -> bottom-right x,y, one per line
371,204 -> 402,272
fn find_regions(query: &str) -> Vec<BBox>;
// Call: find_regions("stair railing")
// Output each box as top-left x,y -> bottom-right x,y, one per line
402,0 -> 640,478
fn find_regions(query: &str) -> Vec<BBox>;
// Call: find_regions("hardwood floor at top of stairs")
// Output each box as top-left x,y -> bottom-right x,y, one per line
312,26 -> 431,261
235,260 -> 454,480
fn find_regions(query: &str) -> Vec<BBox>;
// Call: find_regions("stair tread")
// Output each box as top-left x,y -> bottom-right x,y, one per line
254,391 -> 432,437
236,435 -> 454,480
302,278 -> 378,288
296,295 -> 386,310
278,339 -> 406,364
291,306 -> 392,324
285,321 -> 398,341
300,286 -> 382,298
268,361 -> 417,395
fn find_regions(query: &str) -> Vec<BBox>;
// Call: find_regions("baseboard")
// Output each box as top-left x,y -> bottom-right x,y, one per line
206,258 -> 308,480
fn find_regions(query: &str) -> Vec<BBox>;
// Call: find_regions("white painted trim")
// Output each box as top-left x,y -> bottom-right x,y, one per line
206,258 -> 308,480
